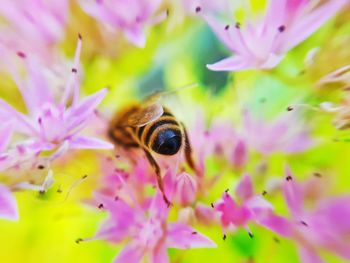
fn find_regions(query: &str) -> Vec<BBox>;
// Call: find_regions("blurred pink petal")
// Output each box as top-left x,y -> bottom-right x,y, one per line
79,0 -> 164,48
0,184 -> 18,221
113,243 -> 144,263
298,246 -> 325,263
235,173 -> 253,202
150,245 -> 169,263
167,223 -> 216,249
283,165 -> 303,217
69,136 -> 113,150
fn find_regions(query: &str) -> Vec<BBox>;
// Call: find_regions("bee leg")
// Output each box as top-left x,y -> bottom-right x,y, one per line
143,148 -> 172,207
181,123 -> 196,171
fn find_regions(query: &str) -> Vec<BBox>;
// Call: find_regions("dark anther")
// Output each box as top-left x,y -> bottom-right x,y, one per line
98,203 -> 104,209
248,232 -> 254,238
278,25 -> 286,32
192,231 -> 197,235
286,176 -> 293,181
211,202 -> 214,208
75,238 -> 83,244
195,6 -> 201,13
225,24 -> 230,30
37,165 -> 45,170
78,33 -> 82,40
57,187 -> 62,193
235,22 -> 241,29
300,220 -> 308,227
39,190 -> 45,195
166,9 -> 169,16
114,196 -> 119,201
71,68 -> 77,73
225,189 -> 229,193
16,51 -> 26,58
287,106 -> 293,111
262,190 -> 267,196
223,234 -> 227,240
82,175 -> 88,179
313,172 -> 322,178
115,155 -> 120,159
273,236 -> 280,243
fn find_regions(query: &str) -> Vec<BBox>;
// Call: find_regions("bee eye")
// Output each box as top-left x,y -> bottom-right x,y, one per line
157,135 -> 181,155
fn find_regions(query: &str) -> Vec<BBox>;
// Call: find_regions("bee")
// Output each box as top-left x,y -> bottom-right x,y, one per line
108,92 -> 195,206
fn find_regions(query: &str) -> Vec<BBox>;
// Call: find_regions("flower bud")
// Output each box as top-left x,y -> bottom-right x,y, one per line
175,172 -> 197,206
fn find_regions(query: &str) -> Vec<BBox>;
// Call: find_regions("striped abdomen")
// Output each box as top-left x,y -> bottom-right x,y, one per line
134,109 -> 183,155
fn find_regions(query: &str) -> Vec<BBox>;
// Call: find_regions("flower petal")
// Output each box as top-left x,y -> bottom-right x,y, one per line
207,55 -> 255,71
298,246 -> 325,263
113,243 -> 144,263
167,223 -> 216,249
149,245 -> 169,263
283,165 -> 303,217
255,212 -> 293,237
235,173 -> 253,202
68,136 -> 113,150
0,184 -> 18,221
124,27 -> 146,48
66,88 -> 108,132
281,0 -> 347,52
0,122 -> 12,152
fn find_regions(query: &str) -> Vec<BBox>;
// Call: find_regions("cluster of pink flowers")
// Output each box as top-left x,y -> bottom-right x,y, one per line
195,0 -> 347,71
0,0 -> 349,263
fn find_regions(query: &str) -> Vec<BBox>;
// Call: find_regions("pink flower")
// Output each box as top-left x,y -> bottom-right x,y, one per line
0,36 -> 113,164
242,110 -> 313,155
198,0 -> 347,71
0,184 -> 18,221
189,115 -> 248,174
79,0 -> 166,48
282,166 -> 350,263
215,174 -> 277,235
94,192 -> 216,263
0,0 -> 68,63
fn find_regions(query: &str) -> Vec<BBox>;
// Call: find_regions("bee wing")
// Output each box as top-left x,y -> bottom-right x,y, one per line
142,83 -> 198,103
124,102 -> 164,127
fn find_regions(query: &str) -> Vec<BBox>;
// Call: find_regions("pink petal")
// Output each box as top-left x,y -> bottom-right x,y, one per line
149,192 -> 169,222
235,173 -> 253,201
207,55 -> 255,71
163,169 -> 176,201
94,193 -> 138,242
194,203 -> 216,225
124,27 -> 146,48
298,246 -> 325,263
0,123 -> 12,152
255,212 -> 293,237
283,165 -> 303,217
66,88 -> 108,131
245,196 -> 273,212
166,223 -> 216,249
281,0 -> 347,52
0,184 -> 18,221
113,243 -> 144,263
149,245 -> 169,263
68,136 -> 113,150
231,139 -> 247,169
